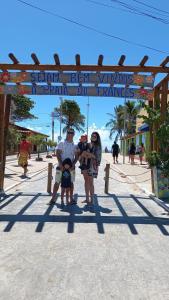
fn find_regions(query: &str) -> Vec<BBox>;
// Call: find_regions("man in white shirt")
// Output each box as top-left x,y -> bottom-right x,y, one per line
49,128 -> 78,204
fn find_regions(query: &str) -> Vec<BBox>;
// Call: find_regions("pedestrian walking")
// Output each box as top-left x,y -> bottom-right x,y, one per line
138,143 -> 145,165
112,141 -> 120,163
78,131 -> 102,205
49,128 -> 78,205
129,142 -> 136,165
18,135 -> 31,176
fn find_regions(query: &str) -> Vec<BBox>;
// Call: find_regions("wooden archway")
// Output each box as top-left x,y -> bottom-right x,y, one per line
0,53 -> 169,192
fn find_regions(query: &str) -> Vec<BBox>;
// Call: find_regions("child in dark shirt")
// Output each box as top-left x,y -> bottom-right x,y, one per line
61,158 -> 72,205
78,135 -> 91,170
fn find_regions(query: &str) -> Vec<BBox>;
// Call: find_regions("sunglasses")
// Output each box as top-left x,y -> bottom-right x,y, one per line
67,131 -> 74,135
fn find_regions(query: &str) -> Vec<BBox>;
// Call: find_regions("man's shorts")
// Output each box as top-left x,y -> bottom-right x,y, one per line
55,167 -> 75,184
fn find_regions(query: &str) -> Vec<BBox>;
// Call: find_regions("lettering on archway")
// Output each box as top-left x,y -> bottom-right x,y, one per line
0,71 -> 154,100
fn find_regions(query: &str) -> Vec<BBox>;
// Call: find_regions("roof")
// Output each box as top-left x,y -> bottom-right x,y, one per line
9,123 -> 49,137
138,123 -> 149,132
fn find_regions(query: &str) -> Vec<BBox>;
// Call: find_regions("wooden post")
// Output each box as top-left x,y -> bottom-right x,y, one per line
47,163 -> 53,193
160,80 -> 168,123
153,87 -> 160,152
149,100 -> 154,152
0,95 -> 6,194
2,95 -> 11,189
104,163 -> 110,194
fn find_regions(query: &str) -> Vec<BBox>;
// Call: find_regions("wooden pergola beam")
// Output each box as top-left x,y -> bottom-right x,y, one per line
31,53 -> 40,65
118,55 -> 126,66
1,63 -> 169,73
139,55 -> 148,67
8,53 -> 19,64
54,54 -> 60,65
75,54 -> 81,66
98,55 -> 104,66
160,56 -> 169,67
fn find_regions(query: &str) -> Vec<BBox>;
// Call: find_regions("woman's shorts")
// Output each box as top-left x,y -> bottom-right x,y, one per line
18,153 -> 28,167
55,167 -> 75,184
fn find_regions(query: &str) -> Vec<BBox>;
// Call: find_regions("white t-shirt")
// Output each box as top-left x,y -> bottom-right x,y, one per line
57,140 -> 77,162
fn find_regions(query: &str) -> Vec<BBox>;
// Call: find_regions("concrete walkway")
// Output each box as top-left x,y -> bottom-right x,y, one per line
4,153 -> 55,192
0,154 -> 169,299
104,153 -> 152,194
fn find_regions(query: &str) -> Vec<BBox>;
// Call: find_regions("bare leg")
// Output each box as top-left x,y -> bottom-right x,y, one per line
88,176 -> 94,203
61,188 -> 65,205
23,164 -> 28,176
82,171 -> 90,203
66,188 -> 70,205
70,182 -> 76,204
140,156 -> 143,165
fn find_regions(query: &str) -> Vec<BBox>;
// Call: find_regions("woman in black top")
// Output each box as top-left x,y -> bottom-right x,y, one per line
78,132 -> 102,205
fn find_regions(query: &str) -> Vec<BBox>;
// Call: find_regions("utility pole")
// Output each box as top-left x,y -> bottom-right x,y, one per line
51,112 -> 54,142
86,96 -> 90,138
59,97 -> 63,142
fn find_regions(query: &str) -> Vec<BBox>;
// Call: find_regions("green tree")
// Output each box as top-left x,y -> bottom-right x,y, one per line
11,95 -> 37,122
44,140 -> 57,156
138,102 -> 169,176
125,100 -> 140,134
6,127 -> 22,154
54,100 -> 85,133
28,134 -> 46,160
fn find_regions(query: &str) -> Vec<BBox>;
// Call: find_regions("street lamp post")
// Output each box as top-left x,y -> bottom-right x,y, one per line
86,96 -> 90,137
52,113 -> 54,142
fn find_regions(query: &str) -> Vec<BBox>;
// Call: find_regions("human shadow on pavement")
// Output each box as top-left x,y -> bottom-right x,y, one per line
0,192 -> 169,235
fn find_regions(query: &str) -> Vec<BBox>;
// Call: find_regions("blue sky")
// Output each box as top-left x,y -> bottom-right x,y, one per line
1,0 -> 169,148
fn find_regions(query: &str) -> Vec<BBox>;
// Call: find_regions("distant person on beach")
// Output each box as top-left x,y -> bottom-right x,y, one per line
112,141 -> 120,164
18,135 -> 31,176
105,146 -> 109,153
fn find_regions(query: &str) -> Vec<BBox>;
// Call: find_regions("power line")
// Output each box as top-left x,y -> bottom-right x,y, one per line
111,0 -> 169,24
131,0 -> 169,16
15,0 -> 168,54
88,0 -> 169,23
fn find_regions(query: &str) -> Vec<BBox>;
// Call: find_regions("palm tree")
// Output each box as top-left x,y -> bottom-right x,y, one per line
105,105 -> 124,141
54,100 -> 85,133
125,100 -> 140,134
28,134 -> 46,161
106,101 -> 140,140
